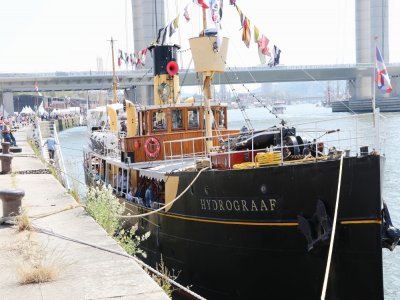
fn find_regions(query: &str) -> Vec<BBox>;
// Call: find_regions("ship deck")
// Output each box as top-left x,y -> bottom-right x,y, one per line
84,145 -> 198,180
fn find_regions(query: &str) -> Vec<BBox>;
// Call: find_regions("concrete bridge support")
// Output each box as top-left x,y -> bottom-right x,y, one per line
0,92 -> 14,116
124,88 -> 137,103
131,0 -> 165,105
354,0 -> 389,102
391,77 -> 400,97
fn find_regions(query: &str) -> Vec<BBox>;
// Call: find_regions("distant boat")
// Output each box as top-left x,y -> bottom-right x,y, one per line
272,100 -> 286,114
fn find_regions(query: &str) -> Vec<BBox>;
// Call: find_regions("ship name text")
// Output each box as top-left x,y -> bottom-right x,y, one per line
199,198 -> 277,212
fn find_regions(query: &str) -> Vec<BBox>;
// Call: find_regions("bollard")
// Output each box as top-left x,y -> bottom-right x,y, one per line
2,142 -> 10,154
1,142 -> 13,173
0,155 -> 13,174
0,189 -> 25,218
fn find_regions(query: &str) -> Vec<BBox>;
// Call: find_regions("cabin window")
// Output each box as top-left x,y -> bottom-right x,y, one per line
218,109 -> 226,128
188,109 -> 199,129
172,109 -> 183,130
152,111 -> 166,131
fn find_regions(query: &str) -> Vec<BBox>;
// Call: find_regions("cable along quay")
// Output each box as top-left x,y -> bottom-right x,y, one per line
0,128 -> 170,300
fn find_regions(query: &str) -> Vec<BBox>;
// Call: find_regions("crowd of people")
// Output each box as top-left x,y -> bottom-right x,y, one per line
123,175 -> 165,209
99,167 -> 166,209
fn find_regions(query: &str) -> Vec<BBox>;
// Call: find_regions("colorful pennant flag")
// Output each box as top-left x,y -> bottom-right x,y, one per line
193,0 -> 209,9
242,17 -> 251,48
236,6 -> 244,27
375,46 -> 392,94
254,26 -> 260,43
169,22 -> 176,37
173,15 -> 180,29
268,45 -> 282,67
184,5 -> 190,22
257,35 -> 271,64
258,35 -> 270,56
156,26 -> 169,45
210,0 -> 223,24
118,50 -> 123,67
169,15 -> 180,37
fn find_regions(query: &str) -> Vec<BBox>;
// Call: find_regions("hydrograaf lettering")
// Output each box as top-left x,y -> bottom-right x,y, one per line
226,200 -> 233,211
199,198 -> 278,212
241,200 -> 249,211
218,200 -> 225,210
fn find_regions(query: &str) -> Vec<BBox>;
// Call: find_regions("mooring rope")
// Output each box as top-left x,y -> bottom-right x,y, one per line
320,152 -> 345,299
29,204 -> 85,220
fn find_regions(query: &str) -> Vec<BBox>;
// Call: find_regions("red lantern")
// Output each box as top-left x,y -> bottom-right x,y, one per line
134,140 -> 140,150
166,61 -> 179,76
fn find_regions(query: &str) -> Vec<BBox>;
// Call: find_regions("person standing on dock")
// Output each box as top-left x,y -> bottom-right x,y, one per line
43,134 -> 56,160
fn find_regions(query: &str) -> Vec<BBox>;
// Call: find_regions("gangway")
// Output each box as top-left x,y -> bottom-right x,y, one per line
36,120 -> 70,190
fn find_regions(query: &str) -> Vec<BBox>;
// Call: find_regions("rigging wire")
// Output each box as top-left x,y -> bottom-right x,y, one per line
209,37 -> 284,127
173,57 -> 194,103
300,68 -> 356,115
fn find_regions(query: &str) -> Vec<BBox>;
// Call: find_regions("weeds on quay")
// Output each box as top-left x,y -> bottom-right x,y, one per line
115,224 -> 150,257
15,208 -> 32,232
85,185 -> 124,235
86,185 -> 149,254
85,185 -> 182,295
150,256 -> 180,298
9,233 -> 66,284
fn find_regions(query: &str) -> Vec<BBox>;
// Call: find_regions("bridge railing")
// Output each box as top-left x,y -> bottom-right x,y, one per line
1,62 -> 400,78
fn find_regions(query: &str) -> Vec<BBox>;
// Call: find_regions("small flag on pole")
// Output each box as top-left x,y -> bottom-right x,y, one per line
375,46 -> 392,94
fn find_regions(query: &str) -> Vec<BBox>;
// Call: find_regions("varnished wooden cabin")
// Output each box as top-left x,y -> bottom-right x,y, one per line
121,102 -> 238,163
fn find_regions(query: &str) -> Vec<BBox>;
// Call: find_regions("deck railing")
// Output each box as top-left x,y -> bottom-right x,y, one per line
162,111 -> 385,170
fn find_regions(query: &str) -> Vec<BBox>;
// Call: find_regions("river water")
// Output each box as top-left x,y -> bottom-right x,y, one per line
58,103 -> 400,299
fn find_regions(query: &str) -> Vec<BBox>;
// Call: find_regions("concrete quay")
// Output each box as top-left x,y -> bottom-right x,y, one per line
0,129 -> 169,300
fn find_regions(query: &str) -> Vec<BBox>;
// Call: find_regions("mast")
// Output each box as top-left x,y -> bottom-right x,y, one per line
110,37 -> 118,104
189,6 -> 229,154
372,36 -> 378,127
372,36 -> 379,150
202,8 -> 207,34
201,8 -> 213,153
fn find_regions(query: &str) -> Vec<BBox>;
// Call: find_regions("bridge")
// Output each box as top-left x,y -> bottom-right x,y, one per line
1,63 -> 400,92
1,0 -> 399,114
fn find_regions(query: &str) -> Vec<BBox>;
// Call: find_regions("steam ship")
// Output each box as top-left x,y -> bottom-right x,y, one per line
83,6 -> 399,300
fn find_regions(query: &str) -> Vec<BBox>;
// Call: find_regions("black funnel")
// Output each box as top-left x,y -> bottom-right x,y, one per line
150,44 -> 180,76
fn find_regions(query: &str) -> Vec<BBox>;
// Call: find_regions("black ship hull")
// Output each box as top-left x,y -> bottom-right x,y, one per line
126,155 -> 384,299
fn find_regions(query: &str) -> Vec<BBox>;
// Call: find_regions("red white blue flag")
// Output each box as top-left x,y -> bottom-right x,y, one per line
375,46 -> 392,94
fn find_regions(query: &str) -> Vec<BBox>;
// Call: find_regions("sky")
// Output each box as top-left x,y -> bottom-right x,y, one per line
0,0 -> 399,73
